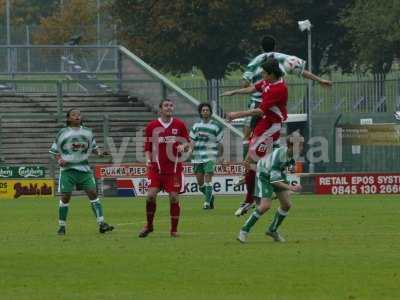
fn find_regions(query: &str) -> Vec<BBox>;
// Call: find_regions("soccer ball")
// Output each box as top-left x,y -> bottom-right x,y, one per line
283,56 -> 303,73
394,111 -> 400,121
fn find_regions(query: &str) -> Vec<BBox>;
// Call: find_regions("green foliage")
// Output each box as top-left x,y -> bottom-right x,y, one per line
32,0 -> 98,45
265,0 -> 353,75
109,0 -> 355,79
109,0 -> 291,80
340,0 -> 400,73
0,0 -> 58,25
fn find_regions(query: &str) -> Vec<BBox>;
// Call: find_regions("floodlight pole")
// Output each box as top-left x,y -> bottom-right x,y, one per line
298,19 -> 314,173
307,28 -> 314,173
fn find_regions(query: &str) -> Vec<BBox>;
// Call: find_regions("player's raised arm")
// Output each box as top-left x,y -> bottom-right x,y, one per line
220,85 -> 256,97
302,70 -> 333,87
226,108 -> 263,122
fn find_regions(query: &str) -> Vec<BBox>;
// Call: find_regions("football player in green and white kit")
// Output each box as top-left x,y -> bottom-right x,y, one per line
237,133 -> 303,243
234,35 -> 332,217
241,35 -> 332,144
49,109 -> 114,235
190,103 -> 224,209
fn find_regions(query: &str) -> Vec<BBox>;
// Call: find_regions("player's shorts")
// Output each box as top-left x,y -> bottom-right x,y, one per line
58,168 -> 97,193
254,172 -> 274,198
147,168 -> 184,193
244,100 -> 262,129
254,172 -> 288,198
193,161 -> 215,174
248,121 -> 281,161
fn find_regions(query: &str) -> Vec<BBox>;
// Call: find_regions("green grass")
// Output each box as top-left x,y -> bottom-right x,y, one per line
0,194 -> 399,300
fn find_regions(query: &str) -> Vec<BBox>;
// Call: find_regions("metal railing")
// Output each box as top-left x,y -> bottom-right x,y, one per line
1,77 -> 400,117
177,78 -> 400,115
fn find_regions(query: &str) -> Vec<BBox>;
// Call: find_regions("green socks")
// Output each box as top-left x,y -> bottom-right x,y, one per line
90,198 -> 105,224
59,198 -> 106,227
268,207 -> 288,232
204,183 -> 213,204
58,201 -> 69,226
242,209 -> 262,233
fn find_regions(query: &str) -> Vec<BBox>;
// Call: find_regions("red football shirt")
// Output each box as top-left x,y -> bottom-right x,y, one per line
255,78 -> 288,123
144,117 -> 190,174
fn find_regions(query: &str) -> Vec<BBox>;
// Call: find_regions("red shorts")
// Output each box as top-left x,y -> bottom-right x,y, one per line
248,121 -> 281,160
147,169 -> 184,193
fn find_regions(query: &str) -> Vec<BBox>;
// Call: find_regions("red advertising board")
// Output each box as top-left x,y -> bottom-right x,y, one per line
315,173 -> 400,195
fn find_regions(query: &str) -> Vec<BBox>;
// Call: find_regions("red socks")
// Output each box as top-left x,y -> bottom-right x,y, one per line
146,201 -> 156,229
145,201 -> 180,234
170,202 -> 180,233
245,169 -> 256,204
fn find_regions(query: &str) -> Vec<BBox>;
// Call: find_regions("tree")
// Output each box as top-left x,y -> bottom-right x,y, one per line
340,0 -> 400,74
109,0 -> 291,81
338,0 -> 400,111
0,0 -> 58,25
0,0 -> 60,44
265,0 -> 352,75
33,0 -> 97,45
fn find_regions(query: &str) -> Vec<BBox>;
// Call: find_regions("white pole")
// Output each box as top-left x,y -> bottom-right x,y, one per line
307,28 -> 314,173
297,19 -> 314,173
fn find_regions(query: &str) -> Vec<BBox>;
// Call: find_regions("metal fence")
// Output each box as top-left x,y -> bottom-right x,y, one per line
1,77 -> 400,117
177,77 -> 400,115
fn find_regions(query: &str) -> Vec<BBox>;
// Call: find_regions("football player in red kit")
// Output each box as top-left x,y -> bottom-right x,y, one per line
222,58 -> 287,216
139,99 -> 191,238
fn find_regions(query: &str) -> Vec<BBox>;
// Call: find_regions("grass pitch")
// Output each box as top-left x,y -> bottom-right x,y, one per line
0,194 -> 399,300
